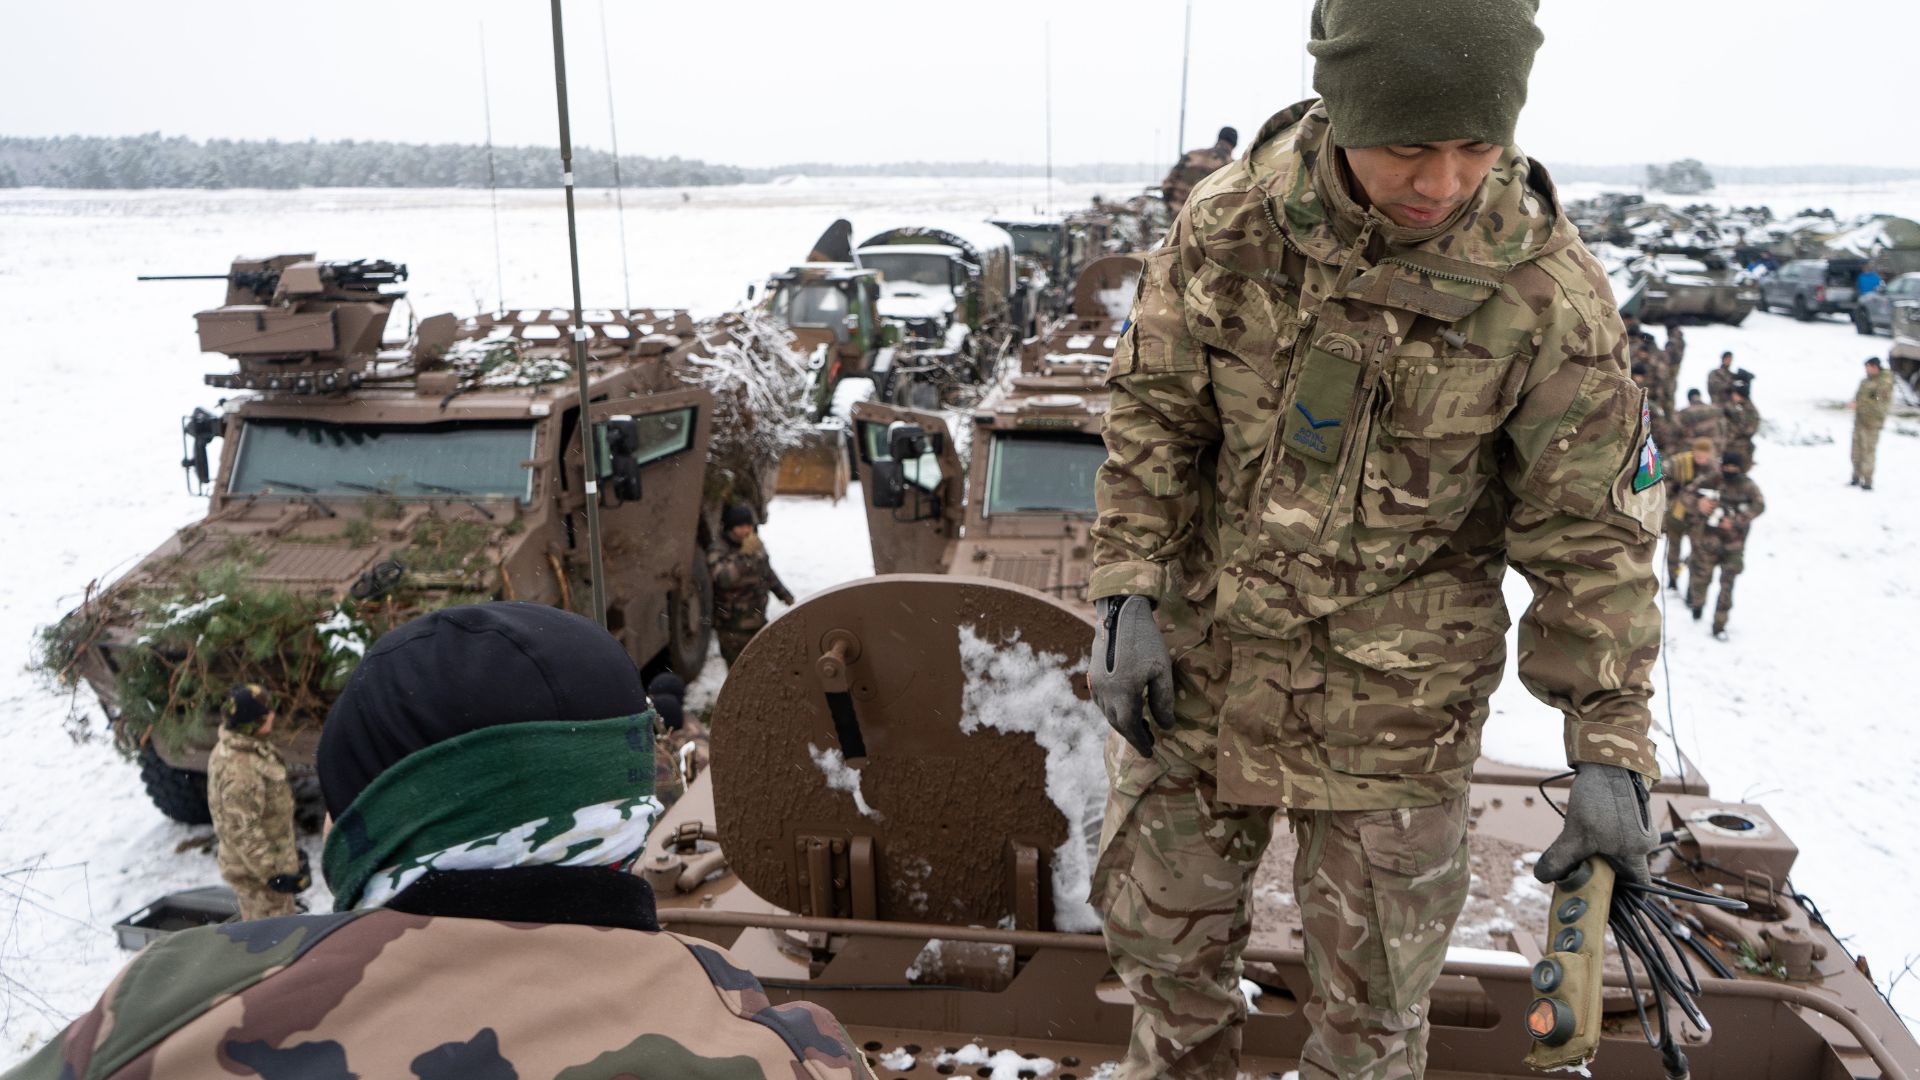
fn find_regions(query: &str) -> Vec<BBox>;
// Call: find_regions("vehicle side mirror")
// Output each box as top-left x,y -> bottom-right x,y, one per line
869,459 -> 906,509
886,421 -> 943,460
597,417 -> 644,503
180,407 -> 223,494
746,283 -> 757,300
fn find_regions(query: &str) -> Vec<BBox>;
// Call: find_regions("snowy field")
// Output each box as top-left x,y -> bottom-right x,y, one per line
2,178 -> 1917,1063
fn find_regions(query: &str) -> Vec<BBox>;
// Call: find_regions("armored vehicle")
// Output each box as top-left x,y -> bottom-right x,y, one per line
40,254 -> 804,823
637,577 -> 1920,1078
1628,252 -> 1759,326
843,257 -> 1141,596
856,223 -> 1021,400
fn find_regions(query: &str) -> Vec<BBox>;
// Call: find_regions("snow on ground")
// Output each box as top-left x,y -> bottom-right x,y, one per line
2,180 -> 1918,1065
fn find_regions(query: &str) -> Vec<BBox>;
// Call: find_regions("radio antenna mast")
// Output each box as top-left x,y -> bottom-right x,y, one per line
547,0 -> 608,627
598,0 -> 633,312
1044,20 -> 1054,214
479,22 -> 506,315
1176,1 -> 1192,157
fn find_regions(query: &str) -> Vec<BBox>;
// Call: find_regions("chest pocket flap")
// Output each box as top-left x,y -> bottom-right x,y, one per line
1183,256 -> 1295,384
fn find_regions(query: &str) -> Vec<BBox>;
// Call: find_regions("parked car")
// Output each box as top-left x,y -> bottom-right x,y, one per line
1757,257 -> 1866,320
1852,271 -> 1920,335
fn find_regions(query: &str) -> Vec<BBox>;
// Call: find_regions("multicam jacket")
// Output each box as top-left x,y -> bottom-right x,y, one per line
1678,401 -> 1726,453
1091,100 -> 1664,808
207,728 -> 301,887
6,906 -> 873,1080
1857,368 -> 1896,426
1706,365 -> 1736,405
709,536 -> 794,636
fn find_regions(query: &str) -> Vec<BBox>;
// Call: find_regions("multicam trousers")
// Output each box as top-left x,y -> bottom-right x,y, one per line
1853,420 -> 1884,486
1687,545 -> 1743,631
1095,744 -> 1470,1079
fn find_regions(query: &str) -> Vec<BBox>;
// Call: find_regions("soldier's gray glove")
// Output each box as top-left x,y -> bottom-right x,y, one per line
1535,762 -> 1657,886
1089,595 -> 1175,757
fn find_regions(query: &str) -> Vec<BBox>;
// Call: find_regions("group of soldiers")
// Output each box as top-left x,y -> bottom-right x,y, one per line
1627,317 -> 1766,640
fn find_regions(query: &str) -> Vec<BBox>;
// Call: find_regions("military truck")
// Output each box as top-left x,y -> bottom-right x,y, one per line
39,254 -> 803,823
856,223 -> 1021,403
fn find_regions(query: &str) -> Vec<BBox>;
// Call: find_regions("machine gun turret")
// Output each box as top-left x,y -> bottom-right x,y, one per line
142,255 -> 410,394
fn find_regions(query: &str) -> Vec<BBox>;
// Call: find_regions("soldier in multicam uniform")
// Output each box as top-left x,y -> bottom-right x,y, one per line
1663,437 -> 1717,591
1685,453 -> 1765,639
1161,126 -> 1239,217
1087,2 -> 1663,1076
1635,336 -> 1672,429
1723,382 -> 1761,468
1851,356 -> 1896,490
1678,388 -> 1726,455
1706,350 -> 1737,405
4,604 -> 872,1080
207,684 -> 307,920
1664,324 -> 1686,394
709,503 -> 795,666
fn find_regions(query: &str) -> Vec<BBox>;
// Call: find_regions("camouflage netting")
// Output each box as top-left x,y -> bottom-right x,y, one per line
31,517 -> 500,756
677,309 -> 815,520
441,334 -> 574,388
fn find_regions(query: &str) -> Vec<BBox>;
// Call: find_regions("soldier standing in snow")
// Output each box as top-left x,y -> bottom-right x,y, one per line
1664,437 -> 1717,590
1088,1 -> 1663,1075
1678,388 -> 1726,455
1851,357 -> 1896,490
709,503 -> 795,666
1685,452 -> 1765,639
1706,350 -> 1737,405
1664,324 -> 1686,392
1723,381 -> 1761,468
207,684 -> 306,920
1160,126 -> 1239,216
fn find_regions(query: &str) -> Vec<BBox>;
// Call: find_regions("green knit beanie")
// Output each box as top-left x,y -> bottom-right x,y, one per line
1308,0 -> 1543,149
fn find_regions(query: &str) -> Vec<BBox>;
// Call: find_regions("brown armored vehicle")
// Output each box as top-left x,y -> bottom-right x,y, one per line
642,575 -> 1920,1077
844,256 -> 1141,596
41,254 -> 799,823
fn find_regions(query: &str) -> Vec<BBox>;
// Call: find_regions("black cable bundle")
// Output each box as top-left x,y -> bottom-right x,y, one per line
1540,772 -> 1750,1078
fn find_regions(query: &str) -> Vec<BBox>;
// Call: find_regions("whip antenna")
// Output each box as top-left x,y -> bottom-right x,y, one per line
548,0 -> 609,627
598,0 -> 633,312
1176,1 -> 1191,157
1044,20 -> 1054,214
479,22 -> 506,315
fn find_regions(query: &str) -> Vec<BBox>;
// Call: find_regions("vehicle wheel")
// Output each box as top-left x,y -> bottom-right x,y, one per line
1855,309 -> 1875,335
1792,295 -> 1812,321
139,741 -> 212,825
665,553 -> 712,680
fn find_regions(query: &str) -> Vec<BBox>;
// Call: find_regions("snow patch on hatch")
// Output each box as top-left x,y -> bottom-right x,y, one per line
807,742 -> 881,819
956,624 -> 1106,933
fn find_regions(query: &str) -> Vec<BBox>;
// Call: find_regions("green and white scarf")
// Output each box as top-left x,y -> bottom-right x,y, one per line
323,713 -> 662,911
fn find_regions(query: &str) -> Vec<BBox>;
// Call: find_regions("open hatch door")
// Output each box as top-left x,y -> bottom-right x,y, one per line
850,400 -> 964,575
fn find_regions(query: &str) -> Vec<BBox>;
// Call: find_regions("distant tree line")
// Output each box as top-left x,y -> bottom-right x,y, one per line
0,133 -> 746,189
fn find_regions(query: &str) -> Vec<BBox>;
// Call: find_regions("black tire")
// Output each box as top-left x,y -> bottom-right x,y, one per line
1855,308 -> 1876,335
665,553 -> 713,680
139,741 -> 211,825
1792,295 -> 1812,321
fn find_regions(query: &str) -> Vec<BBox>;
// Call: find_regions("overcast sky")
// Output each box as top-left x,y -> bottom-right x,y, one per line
6,0 -> 1916,171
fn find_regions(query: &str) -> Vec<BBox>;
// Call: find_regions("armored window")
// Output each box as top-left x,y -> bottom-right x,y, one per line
984,432 -> 1107,515
778,284 -> 849,328
856,419 -> 940,491
627,407 -> 696,466
228,419 -> 538,502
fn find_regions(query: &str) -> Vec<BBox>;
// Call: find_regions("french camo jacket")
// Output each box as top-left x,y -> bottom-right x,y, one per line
1090,100 -> 1665,810
1707,365 -> 1736,406
1678,400 -> 1726,453
1683,473 -> 1765,555
709,536 -> 794,637
1723,398 -> 1760,458
5,910 -> 873,1080
207,729 -> 301,890
1857,368 -> 1896,427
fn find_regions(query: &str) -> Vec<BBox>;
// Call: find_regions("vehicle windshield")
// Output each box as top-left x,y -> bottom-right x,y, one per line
1002,225 -> 1060,262
229,419 -> 537,501
773,282 -> 849,327
864,251 -> 955,289
986,432 -> 1107,515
